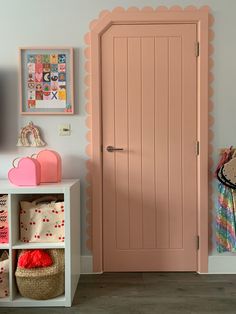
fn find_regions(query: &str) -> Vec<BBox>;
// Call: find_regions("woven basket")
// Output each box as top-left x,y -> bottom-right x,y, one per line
15,249 -> 65,300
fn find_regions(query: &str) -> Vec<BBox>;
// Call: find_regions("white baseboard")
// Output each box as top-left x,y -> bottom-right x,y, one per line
80,255 -> 236,274
80,255 -> 93,274
208,255 -> 236,274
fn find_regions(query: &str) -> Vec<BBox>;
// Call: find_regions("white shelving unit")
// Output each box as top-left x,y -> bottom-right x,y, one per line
0,179 -> 80,307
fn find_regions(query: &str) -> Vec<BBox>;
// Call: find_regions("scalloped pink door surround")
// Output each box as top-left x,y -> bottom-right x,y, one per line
85,7 -> 211,273
102,23 -> 197,271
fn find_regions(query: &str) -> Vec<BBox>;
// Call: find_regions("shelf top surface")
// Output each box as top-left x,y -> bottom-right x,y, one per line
0,243 -> 9,249
13,241 -> 65,249
0,294 -> 66,307
0,179 -> 79,193
13,294 -> 66,303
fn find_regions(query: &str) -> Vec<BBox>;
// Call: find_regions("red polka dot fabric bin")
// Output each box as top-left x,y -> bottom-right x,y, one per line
0,195 -> 8,244
0,251 -> 9,298
0,227 -> 8,244
20,196 -> 65,243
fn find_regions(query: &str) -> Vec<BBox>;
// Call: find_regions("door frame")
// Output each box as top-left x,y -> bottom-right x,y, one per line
88,8 -> 209,273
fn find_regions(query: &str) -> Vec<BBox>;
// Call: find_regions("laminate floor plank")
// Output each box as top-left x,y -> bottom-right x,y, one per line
2,273 -> 236,314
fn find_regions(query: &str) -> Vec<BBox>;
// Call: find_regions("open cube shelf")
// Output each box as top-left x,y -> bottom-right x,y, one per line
0,179 -> 80,307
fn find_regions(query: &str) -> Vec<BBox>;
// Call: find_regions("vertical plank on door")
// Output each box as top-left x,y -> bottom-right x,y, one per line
128,38 -> 143,249
155,37 -> 170,249
114,37 -> 130,249
141,37 -> 156,249
169,37 -> 183,249
102,33 -> 116,256
182,25 -> 197,261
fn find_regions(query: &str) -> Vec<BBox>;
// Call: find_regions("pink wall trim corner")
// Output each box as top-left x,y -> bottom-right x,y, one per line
84,6 -> 211,273
84,30 -> 93,252
208,11 -> 215,255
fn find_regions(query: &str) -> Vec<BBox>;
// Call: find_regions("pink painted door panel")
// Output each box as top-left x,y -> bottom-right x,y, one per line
102,24 -> 197,271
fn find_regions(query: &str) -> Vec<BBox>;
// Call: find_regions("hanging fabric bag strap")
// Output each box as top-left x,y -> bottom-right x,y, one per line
214,146 -> 234,177
12,157 -> 21,168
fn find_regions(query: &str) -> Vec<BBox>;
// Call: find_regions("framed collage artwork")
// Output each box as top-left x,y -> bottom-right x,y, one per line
19,47 -> 74,114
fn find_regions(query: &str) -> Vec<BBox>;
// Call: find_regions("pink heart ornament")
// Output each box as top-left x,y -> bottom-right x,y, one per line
8,158 -> 41,186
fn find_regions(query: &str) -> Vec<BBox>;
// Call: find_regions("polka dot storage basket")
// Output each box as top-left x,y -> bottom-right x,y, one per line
0,195 -> 8,244
20,196 -> 65,243
0,195 -> 8,225
0,251 -> 9,298
15,249 -> 65,300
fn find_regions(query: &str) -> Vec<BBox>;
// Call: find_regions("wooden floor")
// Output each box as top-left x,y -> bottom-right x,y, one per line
2,273 -> 236,313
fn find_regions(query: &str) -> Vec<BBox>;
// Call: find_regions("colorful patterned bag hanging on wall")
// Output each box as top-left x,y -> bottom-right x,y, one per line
215,148 -> 236,252
216,183 -> 236,252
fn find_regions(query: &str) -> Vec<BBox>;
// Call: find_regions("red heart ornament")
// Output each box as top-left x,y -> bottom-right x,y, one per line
8,158 -> 41,186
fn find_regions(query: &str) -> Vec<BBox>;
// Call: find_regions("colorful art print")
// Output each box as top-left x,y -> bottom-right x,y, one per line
20,48 -> 74,114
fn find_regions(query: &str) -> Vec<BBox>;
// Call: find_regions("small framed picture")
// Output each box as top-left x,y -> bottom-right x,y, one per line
19,47 -> 74,114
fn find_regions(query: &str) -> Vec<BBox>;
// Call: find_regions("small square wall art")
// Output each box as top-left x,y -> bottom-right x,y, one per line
19,47 -> 74,114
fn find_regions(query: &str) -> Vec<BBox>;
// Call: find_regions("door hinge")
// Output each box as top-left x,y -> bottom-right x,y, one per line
196,235 -> 200,250
196,141 -> 200,156
195,42 -> 200,57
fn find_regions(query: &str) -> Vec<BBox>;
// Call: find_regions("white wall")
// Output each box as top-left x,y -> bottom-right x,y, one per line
0,0 -> 235,272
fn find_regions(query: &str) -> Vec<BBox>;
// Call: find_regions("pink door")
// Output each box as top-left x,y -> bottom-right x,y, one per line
102,24 -> 197,271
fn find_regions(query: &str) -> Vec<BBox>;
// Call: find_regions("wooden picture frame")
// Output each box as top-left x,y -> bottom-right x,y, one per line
19,47 -> 74,115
